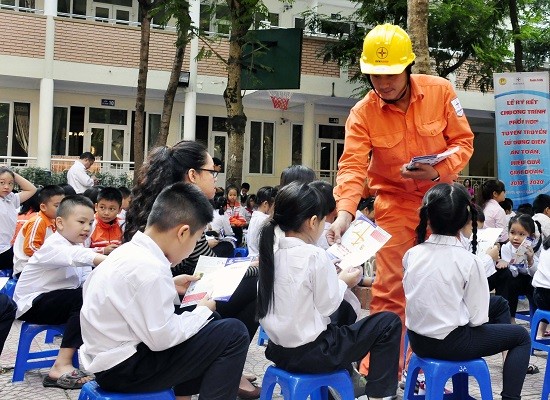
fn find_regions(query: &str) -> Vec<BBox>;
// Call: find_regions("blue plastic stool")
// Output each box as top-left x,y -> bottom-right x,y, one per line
234,247 -> 249,257
404,354 -> 493,400
515,295 -> 535,322
78,381 -> 176,400
257,325 -> 269,346
529,309 -> 550,353
12,322 -> 79,382
260,365 -> 354,400
0,277 -> 17,298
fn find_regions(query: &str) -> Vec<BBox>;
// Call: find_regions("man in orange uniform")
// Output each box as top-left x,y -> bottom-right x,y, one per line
327,24 -> 474,376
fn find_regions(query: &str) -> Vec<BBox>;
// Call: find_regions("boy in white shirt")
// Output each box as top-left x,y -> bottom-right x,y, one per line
14,195 -> 106,389
80,182 -> 249,400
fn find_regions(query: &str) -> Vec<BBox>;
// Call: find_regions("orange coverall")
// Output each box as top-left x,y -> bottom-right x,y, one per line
334,74 -> 474,374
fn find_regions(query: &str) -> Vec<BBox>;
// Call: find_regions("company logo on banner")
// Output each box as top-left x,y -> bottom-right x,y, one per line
494,72 -> 550,206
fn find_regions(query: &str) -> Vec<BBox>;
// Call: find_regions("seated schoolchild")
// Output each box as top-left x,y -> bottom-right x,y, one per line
85,187 -> 123,255
404,183 -> 531,400
80,183 -> 249,399
258,182 -> 401,400
13,195 -> 106,389
13,185 -> 65,277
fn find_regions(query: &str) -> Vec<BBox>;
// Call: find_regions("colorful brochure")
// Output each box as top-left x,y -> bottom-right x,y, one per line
327,214 -> 391,270
181,256 -> 251,307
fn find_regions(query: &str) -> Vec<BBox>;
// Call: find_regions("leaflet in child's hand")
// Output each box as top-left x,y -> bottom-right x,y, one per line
406,146 -> 460,170
474,228 -> 503,254
181,256 -> 251,307
327,214 -> 391,270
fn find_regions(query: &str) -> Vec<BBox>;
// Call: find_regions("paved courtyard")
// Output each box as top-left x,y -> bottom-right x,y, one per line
0,300 -> 546,399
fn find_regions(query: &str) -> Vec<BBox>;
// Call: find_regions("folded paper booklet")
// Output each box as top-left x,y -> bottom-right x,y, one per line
327,214 -> 391,270
181,256 -> 251,307
473,227 -> 503,255
407,146 -> 459,169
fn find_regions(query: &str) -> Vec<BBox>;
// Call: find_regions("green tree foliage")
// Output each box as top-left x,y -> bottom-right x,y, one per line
315,0 -> 549,93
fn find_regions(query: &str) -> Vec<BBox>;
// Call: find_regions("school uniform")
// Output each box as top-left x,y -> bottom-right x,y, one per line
225,203 -> 247,246
403,234 -> 530,400
210,211 -> 234,237
500,241 -> 539,317
84,216 -> 123,254
12,210 -> 56,276
0,192 -> 21,269
459,233 -> 510,324
533,246 -> 550,310
483,199 -> 509,242
260,234 -> 401,399
246,210 -> 269,258
14,231 -> 96,349
80,231 -> 249,398
533,212 -> 550,242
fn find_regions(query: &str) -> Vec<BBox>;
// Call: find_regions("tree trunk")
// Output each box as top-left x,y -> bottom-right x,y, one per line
508,0 -> 523,72
134,1 -> 153,182
407,0 -> 431,74
157,42 -> 187,146
157,2 -> 191,146
224,34 -> 246,188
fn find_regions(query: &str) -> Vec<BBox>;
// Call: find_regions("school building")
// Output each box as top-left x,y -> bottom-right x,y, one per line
0,0 -> 497,190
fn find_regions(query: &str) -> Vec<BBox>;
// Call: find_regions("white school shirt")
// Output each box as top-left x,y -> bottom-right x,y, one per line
459,231 -> 496,277
80,231 -> 212,373
246,210 -> 269,257
533,246 -> 550,289
533,213 -> 550,242
210,211 -> 234,236
259,236 -> 347,348
67,161 -> 94,194
403,234 -> 489,340
0,192 -> 20,253
483,199 -> 508,242
13,231 -> 95,318
500,241 -> 539,276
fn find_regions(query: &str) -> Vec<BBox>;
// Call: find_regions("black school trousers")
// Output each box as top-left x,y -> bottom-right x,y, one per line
95,318 -> 249,399
18,288 -> 83,349
265,311 -> 402,399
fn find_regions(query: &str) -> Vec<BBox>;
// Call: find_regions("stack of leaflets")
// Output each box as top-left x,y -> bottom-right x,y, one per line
406,146 -> 459,170
181,256 -> 251,307
327,214 -> 391,271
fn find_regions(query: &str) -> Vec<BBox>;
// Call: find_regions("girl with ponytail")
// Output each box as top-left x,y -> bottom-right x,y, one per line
257,181 -> 402,400
404,183 -> 531,400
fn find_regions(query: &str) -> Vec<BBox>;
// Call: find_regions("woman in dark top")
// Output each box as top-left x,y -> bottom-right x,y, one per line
124,140 -> 260,398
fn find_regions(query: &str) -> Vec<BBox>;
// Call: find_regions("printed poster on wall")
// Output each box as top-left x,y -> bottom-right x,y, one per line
494,72 -> 550,206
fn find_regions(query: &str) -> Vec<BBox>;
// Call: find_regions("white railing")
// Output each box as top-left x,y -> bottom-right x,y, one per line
0,156 -> 133,179
0,4 -> 42,14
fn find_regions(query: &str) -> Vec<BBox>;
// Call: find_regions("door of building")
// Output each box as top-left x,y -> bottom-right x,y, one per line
88,124 -> 129,171
317,139 -> 344,184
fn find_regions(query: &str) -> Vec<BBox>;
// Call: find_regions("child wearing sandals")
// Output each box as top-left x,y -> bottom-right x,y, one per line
13,195 -> 106,389
257,181 -> 402,400
403,183 -> 531,400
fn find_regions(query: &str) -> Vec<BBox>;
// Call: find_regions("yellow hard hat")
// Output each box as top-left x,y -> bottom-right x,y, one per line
360,23 -> 416,75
